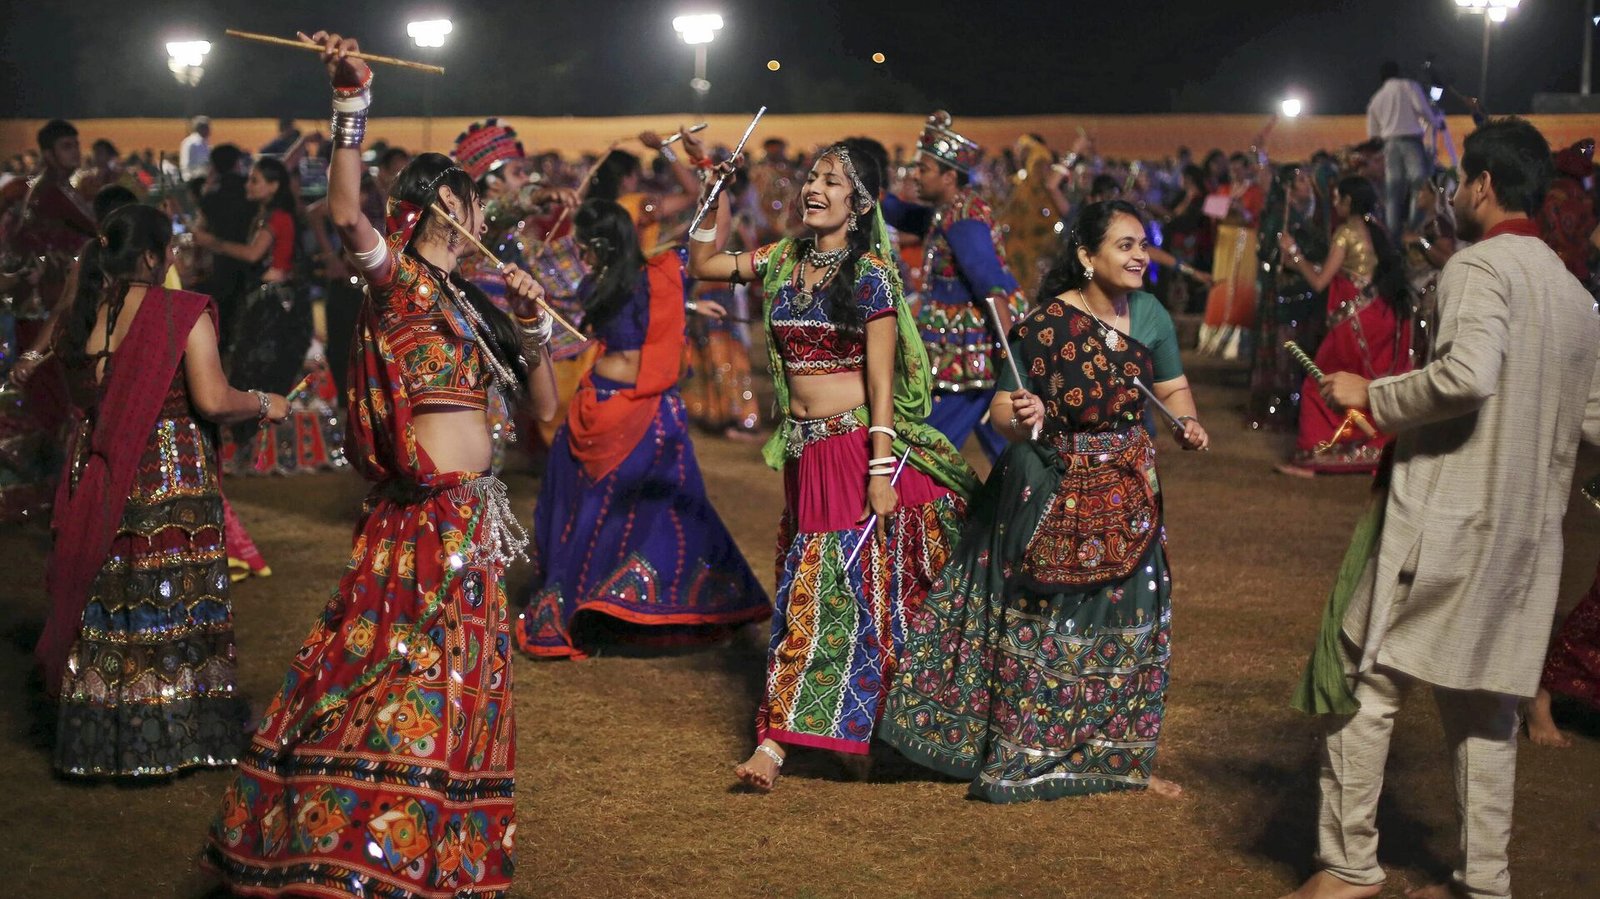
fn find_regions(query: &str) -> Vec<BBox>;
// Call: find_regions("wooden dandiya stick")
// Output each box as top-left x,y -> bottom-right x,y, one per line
225,29 -> 446,74
1284,340 -> 1378,438
617,122 -> 709,146
542,142 -> 619,244
428,203 -> 583,340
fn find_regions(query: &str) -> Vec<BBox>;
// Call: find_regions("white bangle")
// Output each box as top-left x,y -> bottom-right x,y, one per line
332,89 -> 371,114
868,456 -> 897,466
868,425 -> 897,439
690,226 -> 718,243
352,229 -> 388,272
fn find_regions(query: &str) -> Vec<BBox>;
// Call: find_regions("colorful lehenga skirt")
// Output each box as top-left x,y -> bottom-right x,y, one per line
516,376 -> 770,658
205,472 -> 518,899
757,410 -> 965,755
54,409 -> 248,776
682,284 -> 761,435
880,431 -> 1173,801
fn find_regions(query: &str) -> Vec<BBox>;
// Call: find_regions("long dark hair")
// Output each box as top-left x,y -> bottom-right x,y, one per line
589,149 -> 642,202
574,198 -> 647,334
250,157 -> 298,243
390,152 -> 528,390
801,140 -> 884,334
58,203 -> 171,363
1038,199 -> 1145,301
1336,175 -> 1406,305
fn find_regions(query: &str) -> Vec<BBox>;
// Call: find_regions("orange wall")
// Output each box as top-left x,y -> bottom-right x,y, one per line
7,113 -> 1600,162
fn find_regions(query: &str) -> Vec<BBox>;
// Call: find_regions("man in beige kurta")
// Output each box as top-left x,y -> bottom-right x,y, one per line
1284,118 -> 1600,899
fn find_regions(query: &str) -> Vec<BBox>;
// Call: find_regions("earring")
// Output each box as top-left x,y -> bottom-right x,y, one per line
1085,264 -> 1095,280
847,211 -> 859,232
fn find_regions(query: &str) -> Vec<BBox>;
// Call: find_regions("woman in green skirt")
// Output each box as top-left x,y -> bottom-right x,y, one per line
880,200 -> 1208,802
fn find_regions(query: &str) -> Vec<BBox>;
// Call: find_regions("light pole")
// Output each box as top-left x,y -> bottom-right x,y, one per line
673,13 -> 723,112
407,18 -> 452,152
1455,0 -> 1521,105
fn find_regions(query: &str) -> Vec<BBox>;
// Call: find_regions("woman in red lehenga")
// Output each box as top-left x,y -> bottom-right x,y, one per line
1528,512 -> 1600,748
1276,176 -> 1411,476
203,32 -> 558,898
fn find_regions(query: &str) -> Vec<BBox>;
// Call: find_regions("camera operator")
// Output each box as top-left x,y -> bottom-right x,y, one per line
1367,61 -> 1445,239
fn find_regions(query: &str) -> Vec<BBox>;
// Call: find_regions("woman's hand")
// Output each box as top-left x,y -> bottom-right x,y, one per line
190,229 -> 217,250
1010,389 -> 1045,432
692,299 -> 728,320
297,31 -> 370,89
265,393 -> 291,423
502,263 -> 548,320
679,124 -> 707,163
1174,417 -> 1210,451
862,476 -> 900,542
533,186 -> 580,210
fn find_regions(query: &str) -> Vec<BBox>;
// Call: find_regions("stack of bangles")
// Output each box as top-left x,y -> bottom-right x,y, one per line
331,66 -> 373,150
514,309 -> 554,358
868,425 -> 896,478
250,389 -> 273,423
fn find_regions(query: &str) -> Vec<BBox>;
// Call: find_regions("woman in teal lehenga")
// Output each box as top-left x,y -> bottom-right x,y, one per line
880,200 -> 1209,802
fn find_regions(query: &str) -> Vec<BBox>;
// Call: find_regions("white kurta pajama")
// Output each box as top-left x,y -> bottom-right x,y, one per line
1318,229 -> 1600,898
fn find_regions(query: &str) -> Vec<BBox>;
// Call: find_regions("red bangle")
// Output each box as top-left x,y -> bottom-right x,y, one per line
692,157 -> 714,170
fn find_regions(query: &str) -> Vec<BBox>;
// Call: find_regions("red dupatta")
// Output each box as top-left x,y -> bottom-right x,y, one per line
565,251 -> 685,481
37,286 -> 216,695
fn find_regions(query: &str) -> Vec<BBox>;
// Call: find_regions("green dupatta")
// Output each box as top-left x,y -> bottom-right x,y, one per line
757,212 -> 977,501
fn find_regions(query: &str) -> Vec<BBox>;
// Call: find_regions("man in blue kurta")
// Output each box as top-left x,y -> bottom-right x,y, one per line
882,111 -> 1029,461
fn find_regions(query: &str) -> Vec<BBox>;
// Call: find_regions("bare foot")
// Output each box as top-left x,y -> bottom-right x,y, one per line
836,751 -> 872,781
1404,884 -> 1466,899
1525,688 -> 1573,748
1276,870 -> 1383,899
1146,775 -> 1185,799
1276,462 -> 1317,479
734,740 -> 784,792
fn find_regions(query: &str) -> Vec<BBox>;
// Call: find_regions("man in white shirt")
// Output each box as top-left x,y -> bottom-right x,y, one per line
1366,61 -> 1443,237
179,116 -> 211,181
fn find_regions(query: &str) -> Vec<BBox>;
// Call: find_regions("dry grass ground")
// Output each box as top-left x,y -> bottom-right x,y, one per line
2,358 -> 1598,898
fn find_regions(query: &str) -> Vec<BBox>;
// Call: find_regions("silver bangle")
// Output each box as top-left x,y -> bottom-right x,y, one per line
331,109 -> 368,149
19,349 -> 47,364
517,312 -> 554,355
252,389 -> 271,421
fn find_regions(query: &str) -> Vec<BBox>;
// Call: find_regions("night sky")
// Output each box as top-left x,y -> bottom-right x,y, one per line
1,0 -> 1596,119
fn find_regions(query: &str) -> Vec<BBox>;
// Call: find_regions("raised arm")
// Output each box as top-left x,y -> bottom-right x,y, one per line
686,163 -> 757,283
299,31 -> 389,284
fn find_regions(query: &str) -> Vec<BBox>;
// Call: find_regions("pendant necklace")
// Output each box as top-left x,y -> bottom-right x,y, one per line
1076,289 -> 1125,351
793,243 -> 848,314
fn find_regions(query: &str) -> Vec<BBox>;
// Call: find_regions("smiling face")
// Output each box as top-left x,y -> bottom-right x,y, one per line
799,152 -> 861,235
1077,211 -> 1150,293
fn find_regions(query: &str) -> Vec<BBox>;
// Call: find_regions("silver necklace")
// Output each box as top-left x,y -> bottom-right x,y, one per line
1075,290 -> 1126,351
792,245 -> 845,315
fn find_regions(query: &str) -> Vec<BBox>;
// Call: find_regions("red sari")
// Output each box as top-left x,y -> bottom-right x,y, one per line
1291,229 -> 1411,474
205,234 -> 519,898
1542,558 -> 1600,709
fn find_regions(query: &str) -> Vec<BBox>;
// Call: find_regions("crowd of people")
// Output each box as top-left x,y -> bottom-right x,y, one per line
2,35 -> 1600,897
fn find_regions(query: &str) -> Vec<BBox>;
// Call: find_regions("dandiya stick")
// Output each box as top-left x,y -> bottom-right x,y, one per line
283,372 -> 315,404
1131,376 -> 1209,452
1284,340 -> 1377,437
842,445 -> 914,570
542,142 -> 619,244
686,106 -> 768,235
226,30 -> 446,75
429,203 -> 583,340
980,294 -> 1039,440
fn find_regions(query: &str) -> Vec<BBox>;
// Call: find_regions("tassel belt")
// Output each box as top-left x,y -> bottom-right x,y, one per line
781,408 -> 862,459
369,475 -> 530,570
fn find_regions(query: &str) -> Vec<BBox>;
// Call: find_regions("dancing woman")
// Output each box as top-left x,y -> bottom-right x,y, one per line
880,200 -> 1208,802
690,141 -> 976,792
204,32 -> 557,898
1277,176 -> 1410,476
37,204 -> 290,777
515,198 -> 769,657
1250,163 -> 1330,431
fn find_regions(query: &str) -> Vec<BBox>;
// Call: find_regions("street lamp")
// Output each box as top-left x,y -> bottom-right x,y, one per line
166,39 -> 211,87
407,19 -> 452,152
1455,0 -> 1522,103
1280,97 -> 1304,118
673,13 -> 724,110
